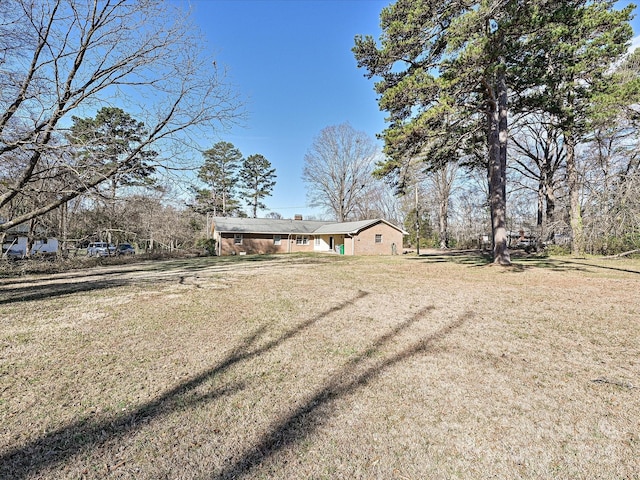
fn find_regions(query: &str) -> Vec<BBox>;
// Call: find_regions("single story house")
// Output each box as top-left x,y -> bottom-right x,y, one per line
211,216 -> 407,256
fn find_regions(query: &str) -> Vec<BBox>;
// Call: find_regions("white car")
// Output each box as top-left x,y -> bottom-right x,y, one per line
87,242 -> 115,257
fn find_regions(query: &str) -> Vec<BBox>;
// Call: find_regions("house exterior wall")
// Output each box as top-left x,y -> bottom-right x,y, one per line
214,221 -> 404,256
344,236 -> 355,255
217,233 -> 322,255
290,235 -> 315,253
352,222 -> 403,255
32,238 -> 59,254
218,233 -> 290,255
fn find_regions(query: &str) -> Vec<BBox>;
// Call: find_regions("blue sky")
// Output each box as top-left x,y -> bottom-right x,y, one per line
189,0 -> 640,220
190,0 -> 389,219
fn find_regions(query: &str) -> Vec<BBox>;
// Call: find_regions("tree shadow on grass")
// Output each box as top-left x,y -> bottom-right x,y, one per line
212,306 -> 471,479
0,256 -> 301,305
410,250 -> 640,275
0,277 -> 134,305
409,250 -> 493,267
0,290 -> 370,478
517,256 -> 640,275
0,266 -> 145,288
0,288 -> 468,479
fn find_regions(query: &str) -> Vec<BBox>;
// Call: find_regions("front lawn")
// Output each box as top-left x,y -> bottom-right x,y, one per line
1,253 -> 638,479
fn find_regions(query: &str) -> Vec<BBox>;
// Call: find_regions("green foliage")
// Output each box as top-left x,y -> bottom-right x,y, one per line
193,144 -> 276,218
69,107 -> 158,188
590,233 -> 640,256
403,208 -> 433,248
196,238 -> 217,256
546,244 -> 571,256
238,154 -> 276,218
355,0 -> 634,178
196,142 -> 243,216
188,186 -> 221,216
518,1 -> 636,132
189,218 -> 203,233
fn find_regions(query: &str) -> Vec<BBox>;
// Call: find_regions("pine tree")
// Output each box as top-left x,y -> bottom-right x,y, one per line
238,154 -> 276,218
197,142 -> 242,216
69,107 -> 157,241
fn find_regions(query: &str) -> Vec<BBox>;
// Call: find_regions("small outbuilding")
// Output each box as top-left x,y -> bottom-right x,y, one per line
1,218 -> 59,258
211,217 -> 406,256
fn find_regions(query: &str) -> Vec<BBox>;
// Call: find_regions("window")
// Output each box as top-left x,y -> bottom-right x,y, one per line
296,236 -> 309,245
314,237 -> 321,246
234,234 -> 243,245
375,234 -> 382,244
273,235 -> 281,245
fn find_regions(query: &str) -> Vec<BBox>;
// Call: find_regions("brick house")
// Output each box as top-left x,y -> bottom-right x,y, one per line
211,217 -> 406,256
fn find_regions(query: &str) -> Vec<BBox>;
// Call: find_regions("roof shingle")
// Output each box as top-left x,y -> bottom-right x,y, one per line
212,217 -> 407,235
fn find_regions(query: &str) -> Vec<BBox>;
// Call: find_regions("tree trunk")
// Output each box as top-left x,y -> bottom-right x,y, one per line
565,132 -> 584,256
59,201 -> 68,259
488,65 -> 511,265
536,178 -> 545,245
439,196 -> 448,249
26,218 -> 35,258
415,184 -> 420,255
545,185 -> 556,243
537,179 -> 544,228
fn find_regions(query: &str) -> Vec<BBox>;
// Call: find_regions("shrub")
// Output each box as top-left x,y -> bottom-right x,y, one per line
196,238 -> 217,256
546,244 -> 570,256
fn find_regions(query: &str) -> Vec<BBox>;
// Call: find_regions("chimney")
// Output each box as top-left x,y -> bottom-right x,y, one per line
294,214 -> 303,221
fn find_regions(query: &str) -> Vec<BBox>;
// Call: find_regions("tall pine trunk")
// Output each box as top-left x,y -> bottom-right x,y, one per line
565,132 -> 584,256
487,64 -> 511,265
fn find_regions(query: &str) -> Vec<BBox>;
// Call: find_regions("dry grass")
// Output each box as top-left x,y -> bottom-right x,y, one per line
1,252 -> 639,479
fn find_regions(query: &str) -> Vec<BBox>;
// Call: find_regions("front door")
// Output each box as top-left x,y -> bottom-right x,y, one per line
329,236 -> 334,250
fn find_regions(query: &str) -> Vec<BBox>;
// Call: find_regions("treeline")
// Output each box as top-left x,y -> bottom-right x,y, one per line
354,0 -> 640,261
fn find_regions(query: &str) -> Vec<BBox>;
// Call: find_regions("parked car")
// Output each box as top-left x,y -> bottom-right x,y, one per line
87,242 -> 115,257
116,243 -> 135,255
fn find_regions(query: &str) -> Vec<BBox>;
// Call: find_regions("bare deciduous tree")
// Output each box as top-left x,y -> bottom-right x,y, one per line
581,121 -> 640,254
510,115 -> 566,243
352,177 -> 405,227
0,0 -> 241,233
425,162 -> 458,249
302,123 -> 378,222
